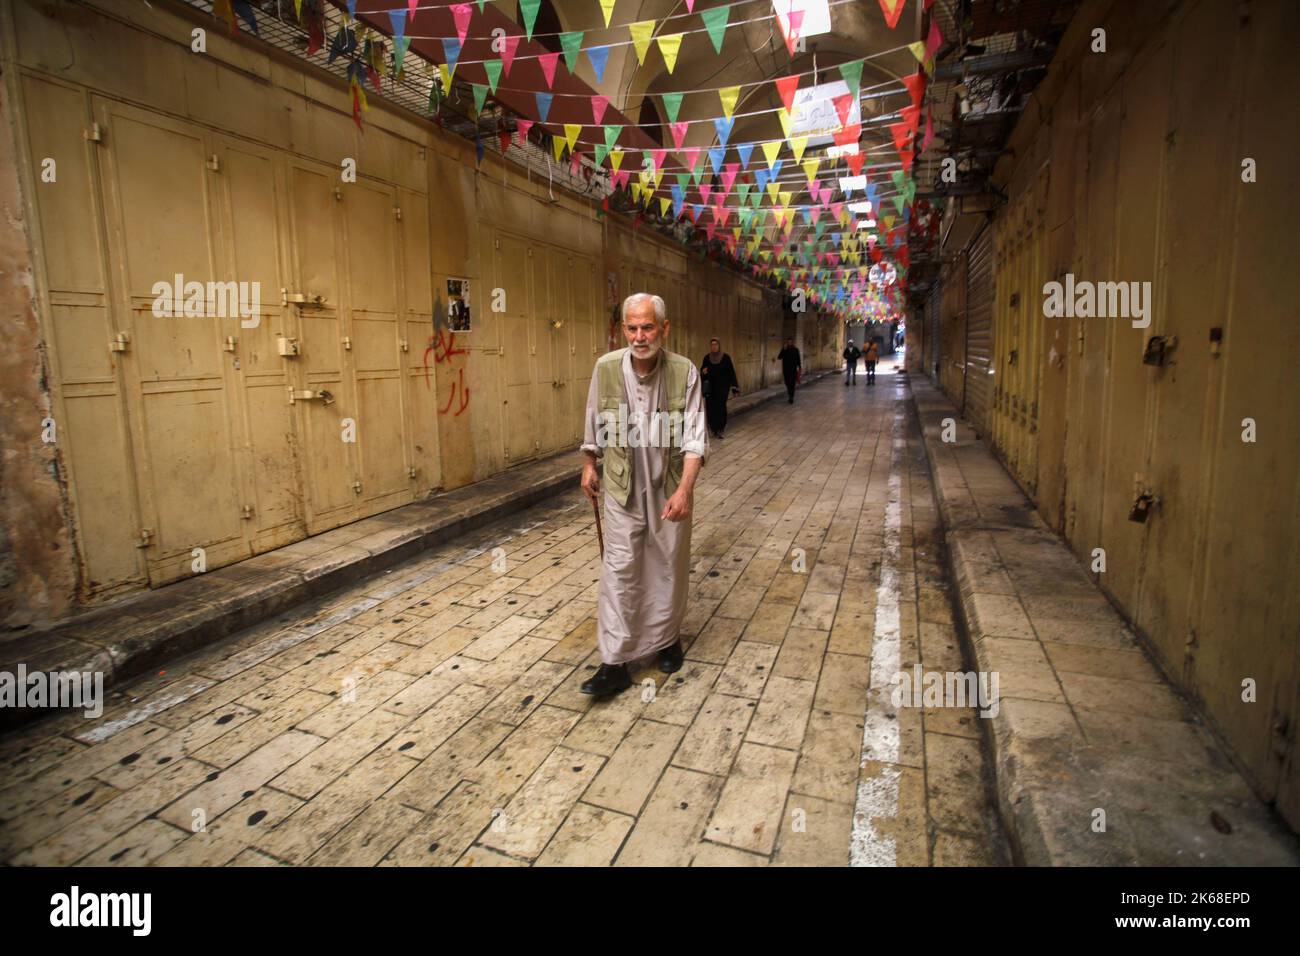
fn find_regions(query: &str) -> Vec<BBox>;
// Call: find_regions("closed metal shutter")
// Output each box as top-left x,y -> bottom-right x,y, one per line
964,224 -> 995,434
925,286 -> 941,383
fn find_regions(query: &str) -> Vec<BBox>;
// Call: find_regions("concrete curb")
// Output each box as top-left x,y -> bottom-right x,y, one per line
0,368 -> 836,732
908,377 -> 1299,866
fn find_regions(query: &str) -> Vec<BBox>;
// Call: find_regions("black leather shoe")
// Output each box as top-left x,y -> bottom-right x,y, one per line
657,640 -> 684,674
580,663 -> 631,697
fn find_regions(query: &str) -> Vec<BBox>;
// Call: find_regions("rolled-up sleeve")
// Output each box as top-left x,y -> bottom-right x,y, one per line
580,371 -> 602,458
681,362 -> 709,464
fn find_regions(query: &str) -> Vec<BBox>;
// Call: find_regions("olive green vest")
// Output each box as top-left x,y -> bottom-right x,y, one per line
595,347 -> 692,508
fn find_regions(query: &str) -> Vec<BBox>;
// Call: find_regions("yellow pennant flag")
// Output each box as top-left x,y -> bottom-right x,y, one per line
438,62 -> 455,92
802,158 -> 821,184
789,136 -> 808,163
552,135 -> 567,162
777,108 -> 793,139
629,21 -> 656,65
718,85 -> 741,120
654,166 -> 666,190
610,149 -> 625,172
657,34 -> 683,73
766,181 -> 780,202
632,182 -> 644,203
761,140 -> 783,169
839,209 -> 851,227
600,0 -> 617,28
661,197 -> 672,217
908,41 -> 928,67
732,227 -> 742,240
779,190 -> 792,207
884,215 -> 896,229
563,124 -> 582,153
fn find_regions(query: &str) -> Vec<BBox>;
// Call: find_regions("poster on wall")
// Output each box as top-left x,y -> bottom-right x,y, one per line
447,279 -> 471,331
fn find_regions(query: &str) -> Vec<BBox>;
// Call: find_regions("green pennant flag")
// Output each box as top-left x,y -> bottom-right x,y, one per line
471,83 -> 488,116
483,59 -> 503,94
701,5 -> 730,54
691,165 -> 704,186
559,31 -> 584,73
839,58 -> 864,96
675,172 -> 690,189
661,91 -> 684,124
737,183 -> 750,203
603,125 -> 622,150
595,143 -> 609,166
520,0 -> 541,40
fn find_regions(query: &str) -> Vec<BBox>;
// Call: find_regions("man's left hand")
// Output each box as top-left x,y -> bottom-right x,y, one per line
661,487 -> 693,522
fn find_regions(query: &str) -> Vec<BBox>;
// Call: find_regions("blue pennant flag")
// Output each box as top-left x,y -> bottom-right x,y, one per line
388,9 -> 406,41
586,46 -> 611,84
442,37 -> 462,71
713,116 -> 734,148
535,91 -> 554,122
736,143 -> 754,169
769,159 -> 783,181
708,147 -> 724,175
754,168 -> 769,193
671,184 -> 685,217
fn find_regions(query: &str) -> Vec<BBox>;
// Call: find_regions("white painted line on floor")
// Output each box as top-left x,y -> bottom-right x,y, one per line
850,414 -> 905,867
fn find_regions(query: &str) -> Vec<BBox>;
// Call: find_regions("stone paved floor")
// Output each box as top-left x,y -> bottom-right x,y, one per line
0,357 -> 1009,867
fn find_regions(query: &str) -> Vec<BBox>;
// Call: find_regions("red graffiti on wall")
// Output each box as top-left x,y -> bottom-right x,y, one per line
423,329 -> 471,416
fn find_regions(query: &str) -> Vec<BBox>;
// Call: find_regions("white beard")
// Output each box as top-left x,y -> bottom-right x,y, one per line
632,341 -> 662,359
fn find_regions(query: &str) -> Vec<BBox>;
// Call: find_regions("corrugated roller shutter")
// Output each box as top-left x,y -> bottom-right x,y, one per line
964,225 -> 995,433
925,286 -> 941,382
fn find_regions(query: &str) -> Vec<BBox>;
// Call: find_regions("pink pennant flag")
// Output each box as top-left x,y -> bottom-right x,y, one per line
451,4 -> 473,44
538,51 -> 560,89
721,162 -> 739,193
408,0 -> 418,20
650,148 -> 667,170
820,185 -> 834,205
685,0 -> 696,10
570,150 -> 583,175
592,95 -> 609,126
830,201 -> 843,220
810,207 -> 821,224
699,183 -> 713,204
925,18 -> 943,60
500,35 -> 521,77
780,9 -> 805,57
669,121 -> 689,149
514,118 -> 534,144
829,253 -> 840,267
612,169 -> 631,189
683,147 -> 701,171
704,221 -> 716,241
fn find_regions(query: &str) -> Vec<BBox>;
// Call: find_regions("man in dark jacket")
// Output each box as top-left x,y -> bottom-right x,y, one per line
700,338 -> 740,438
843,341 -> 862,385
775,337 -> 801,403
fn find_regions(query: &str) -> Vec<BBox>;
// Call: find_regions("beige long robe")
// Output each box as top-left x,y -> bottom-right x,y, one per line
581,348 -> 709,664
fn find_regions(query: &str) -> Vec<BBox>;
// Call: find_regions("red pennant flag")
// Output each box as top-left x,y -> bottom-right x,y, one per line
499,129 -> 513,153
877,0 -> 906,29
925,18 -> 944,60
775,75 -> 800,114
898,245 -> 910,267
899,148 -> 915,172
845,150 -> 866,176
832,93 -> 855,128
833,123 -> 861,148
515,118 -> 534,144
900,104 -> 921,133
903,72 -> 926,110
889,121 -> 912,154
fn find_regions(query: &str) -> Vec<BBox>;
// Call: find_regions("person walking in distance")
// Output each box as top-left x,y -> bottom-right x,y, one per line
578,293 -> 709,697
700,337 -> 740,439
864,338 -> 880,384
843,340 -> 861,386
775,337 -> 801,403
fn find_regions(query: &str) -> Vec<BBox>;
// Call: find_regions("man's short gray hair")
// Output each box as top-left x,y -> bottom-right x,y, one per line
622,292 -> 666,324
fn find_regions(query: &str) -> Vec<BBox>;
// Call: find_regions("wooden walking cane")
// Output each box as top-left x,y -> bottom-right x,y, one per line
592,496 -> 605,558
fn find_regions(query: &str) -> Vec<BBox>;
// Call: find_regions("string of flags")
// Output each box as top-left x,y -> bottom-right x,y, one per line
207,0 -> 944,323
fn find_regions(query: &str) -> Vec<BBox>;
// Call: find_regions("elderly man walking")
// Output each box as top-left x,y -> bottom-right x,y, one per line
578,293 -> 709,697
